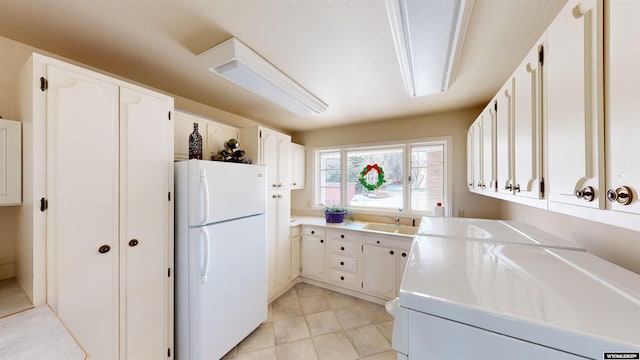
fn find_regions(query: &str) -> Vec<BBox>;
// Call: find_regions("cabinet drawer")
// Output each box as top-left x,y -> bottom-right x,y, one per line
326,230 -> 356,241
328,239 -> 357,257
290,225 -> 301,237
362,235 -> 412,250
302,227 -> 325,237
329,269 -> 357,288
328,254 -> 357,273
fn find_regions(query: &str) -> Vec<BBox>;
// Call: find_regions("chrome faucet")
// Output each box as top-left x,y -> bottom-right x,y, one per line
385,214 -> 401,225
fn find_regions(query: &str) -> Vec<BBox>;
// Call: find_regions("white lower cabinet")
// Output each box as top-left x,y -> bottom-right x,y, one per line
301,227 -> 326,280
361,235 -> 412,299
300,225 -> 412,302
19,54 -> 174,360
326,230 -> 358,289
362,244 -> 396,299
290,225 -> 301,278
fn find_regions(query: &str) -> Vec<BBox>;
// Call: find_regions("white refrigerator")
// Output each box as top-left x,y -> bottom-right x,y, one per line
175,160 -> 267,359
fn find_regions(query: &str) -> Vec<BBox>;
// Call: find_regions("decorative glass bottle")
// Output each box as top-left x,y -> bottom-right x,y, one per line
188,123 -> 203,160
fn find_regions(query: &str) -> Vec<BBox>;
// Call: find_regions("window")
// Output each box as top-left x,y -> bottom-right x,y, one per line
315,137 -> 450,215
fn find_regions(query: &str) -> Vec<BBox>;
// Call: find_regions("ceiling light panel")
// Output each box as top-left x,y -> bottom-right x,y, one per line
198,37 -> 328,117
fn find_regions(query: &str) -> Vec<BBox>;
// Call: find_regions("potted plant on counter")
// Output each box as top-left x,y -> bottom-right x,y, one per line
323,206 -> 349,223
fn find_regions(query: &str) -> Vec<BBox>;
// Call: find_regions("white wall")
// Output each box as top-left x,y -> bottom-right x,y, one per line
290,107 -> 503,224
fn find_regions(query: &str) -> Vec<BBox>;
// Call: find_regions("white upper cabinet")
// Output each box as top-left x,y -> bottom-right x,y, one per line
512,37 -> 544,200
495,79 -> 514,196
605,0 -> 640,219
0,119 -> 21,206
174,111 -> 238,161
480,102 -> 496,193
546,0 -> 603,209
241,126 -> 291,190
290,143 -> 305,190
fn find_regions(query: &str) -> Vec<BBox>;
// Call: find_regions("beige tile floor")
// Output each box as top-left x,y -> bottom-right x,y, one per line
0,278 -> 33,318
222,282 -> 397,360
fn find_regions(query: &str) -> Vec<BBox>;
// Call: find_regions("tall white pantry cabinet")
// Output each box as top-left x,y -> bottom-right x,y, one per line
16,53 -> 174,360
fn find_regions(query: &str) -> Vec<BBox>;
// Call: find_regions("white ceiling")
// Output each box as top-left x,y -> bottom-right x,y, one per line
0,0 -> 566,133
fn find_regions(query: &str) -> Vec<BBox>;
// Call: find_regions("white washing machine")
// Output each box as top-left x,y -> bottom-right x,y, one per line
391,234 -> 640,359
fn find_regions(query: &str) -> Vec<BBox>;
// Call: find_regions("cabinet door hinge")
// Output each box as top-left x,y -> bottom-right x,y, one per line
539,46 -> 544,66
40,77 -> 48,91
168,192 -> 171,201
40,197 -> 48,212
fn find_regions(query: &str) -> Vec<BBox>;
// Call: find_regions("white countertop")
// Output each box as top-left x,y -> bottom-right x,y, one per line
417,216 -> 585,250
400,235 -> 640,357
290,216 -> 417,239
0,306 -> 86,359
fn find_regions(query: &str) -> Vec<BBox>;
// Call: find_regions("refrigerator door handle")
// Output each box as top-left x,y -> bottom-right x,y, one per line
200,169 -> 209,225
200,227 -> 210,284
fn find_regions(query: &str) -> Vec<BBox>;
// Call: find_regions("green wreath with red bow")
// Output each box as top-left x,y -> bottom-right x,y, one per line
359,164 -> 386,191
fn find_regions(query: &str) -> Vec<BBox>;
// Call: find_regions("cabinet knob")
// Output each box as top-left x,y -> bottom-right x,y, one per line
293,182 -> 297,186
505,184 -> 513,191
376,240 -> 380,244
272,194 -> 278,199
402,252 -> 407,257
98,245 -> 111,254
513,184 -> 521,193
607,186 -> 633,205
340,261 -> 344,266
340,246 -> 345,251
320,239 -> 324,243
311,230 -> 315,235
128,239 -> 139,247
340,276 -> 344,281
575,186 -> 595,202
340,234 -> 345,239
389,250 -> 395,255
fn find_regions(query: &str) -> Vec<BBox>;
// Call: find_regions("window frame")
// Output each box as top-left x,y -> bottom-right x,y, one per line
313,136 -> 452,217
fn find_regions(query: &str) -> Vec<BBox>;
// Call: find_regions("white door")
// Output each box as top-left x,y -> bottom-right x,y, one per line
547,0 -> 603,209
362,245 -> 396,299
261,128 -> 279,189
119,87 -> 172,359
301,235 -> 325,280
0,119 -> 21,205
512,40 -> 543,199
188,215 -> 267,360
496,79 -> 514,195
606,0 -> 640,217
275,190 -> 292,294
481,103 -> 496,192
277,134 -> 291,190
46,65 -> 120,360
471,120 -> 482,190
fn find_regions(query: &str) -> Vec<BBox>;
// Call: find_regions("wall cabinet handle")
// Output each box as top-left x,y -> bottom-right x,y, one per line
607,186 -> 633,205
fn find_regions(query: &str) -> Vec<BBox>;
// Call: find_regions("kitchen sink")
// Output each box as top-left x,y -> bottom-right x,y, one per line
363,223 -> 418,236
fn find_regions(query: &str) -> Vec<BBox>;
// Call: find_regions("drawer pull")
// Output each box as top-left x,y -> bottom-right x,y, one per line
341,234 -> 345,238
340,261 -> 344,266
311,230 -> 315,234
320,239 -> 324,243
340,246 -> 345,251
340,276 -> 344,281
